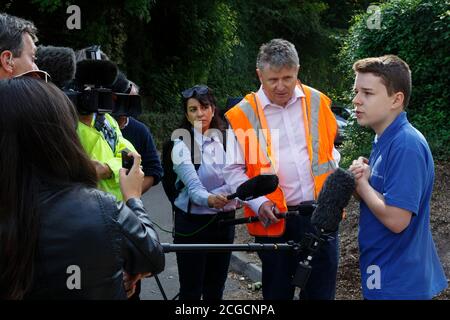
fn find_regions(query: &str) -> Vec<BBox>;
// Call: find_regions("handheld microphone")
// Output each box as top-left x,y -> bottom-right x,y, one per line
75,59 -> 118,87
310,168 -> 356,233
227,174 -> 279,201
35,45 -> 76,87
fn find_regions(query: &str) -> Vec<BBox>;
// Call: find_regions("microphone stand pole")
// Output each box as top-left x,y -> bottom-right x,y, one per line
157,230 -> 335,299
161,242 -> 299,253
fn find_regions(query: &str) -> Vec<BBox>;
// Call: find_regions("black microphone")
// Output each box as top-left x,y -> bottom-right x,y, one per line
311,168 -> 356,233
35,45 -> 76,87
75,59 -> 118,87
292,168 -> 355,289
227,174 -> 279,201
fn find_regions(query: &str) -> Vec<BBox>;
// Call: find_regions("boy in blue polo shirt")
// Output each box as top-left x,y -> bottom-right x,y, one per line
349,55 -> 447,299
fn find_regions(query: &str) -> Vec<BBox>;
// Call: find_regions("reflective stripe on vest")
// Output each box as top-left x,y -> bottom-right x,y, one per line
235,97 -> 275,170
309,88 -> 337,176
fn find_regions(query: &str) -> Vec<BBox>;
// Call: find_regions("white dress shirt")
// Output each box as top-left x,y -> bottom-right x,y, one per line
172,128 -> 236,214
223,85 -> 340,214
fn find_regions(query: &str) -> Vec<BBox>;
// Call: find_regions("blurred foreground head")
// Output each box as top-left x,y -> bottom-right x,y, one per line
0,77 -> 96,184
0,77 -> 96,299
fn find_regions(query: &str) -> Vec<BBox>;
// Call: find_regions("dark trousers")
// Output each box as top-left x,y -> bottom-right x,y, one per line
173,208 -> 235,301
256,213 -> 339,300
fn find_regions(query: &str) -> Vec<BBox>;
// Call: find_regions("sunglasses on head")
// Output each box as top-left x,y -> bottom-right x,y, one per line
15,70 -> 51,83
181,85 -> 209,99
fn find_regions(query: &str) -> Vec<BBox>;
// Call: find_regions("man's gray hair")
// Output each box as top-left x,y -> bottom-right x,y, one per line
256,38 -> 299,70
0,13 -> 37,57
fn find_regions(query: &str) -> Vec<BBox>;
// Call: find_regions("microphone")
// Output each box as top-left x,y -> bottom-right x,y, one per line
107,70 -> 131,93
292,168 -> 355,289
35,45 -> 76,87
311,168 -> 356,233
75,59 -> 118,87
227,174 -> 279,201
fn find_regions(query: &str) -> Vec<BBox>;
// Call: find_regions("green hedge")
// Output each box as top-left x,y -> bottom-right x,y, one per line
338,0 -> 450,167
138,110 -> 184,151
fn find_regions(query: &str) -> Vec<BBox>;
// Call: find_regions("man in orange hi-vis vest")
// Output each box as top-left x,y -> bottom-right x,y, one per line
223,39 -> 340,300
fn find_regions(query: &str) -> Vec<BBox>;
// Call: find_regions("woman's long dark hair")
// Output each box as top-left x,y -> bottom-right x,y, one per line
0,77 -> 98,299
179,86 -> 226,132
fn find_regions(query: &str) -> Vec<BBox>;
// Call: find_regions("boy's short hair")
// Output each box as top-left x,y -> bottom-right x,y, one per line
353,55 -> 412,108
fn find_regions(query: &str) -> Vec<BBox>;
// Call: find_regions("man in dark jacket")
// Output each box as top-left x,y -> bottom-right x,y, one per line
112,76 -> 163,194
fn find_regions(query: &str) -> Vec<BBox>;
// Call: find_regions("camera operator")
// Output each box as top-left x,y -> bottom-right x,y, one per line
72,48 -> 138,201
0,13 -> 39,79
77,108 -> 137,201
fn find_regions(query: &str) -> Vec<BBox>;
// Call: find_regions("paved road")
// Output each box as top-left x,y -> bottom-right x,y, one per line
139,184 -> 242,300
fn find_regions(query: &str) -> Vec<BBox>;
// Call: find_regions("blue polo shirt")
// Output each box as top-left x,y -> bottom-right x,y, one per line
359,112 -> 447,299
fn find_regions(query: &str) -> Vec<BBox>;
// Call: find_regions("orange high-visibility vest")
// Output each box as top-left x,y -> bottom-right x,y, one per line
225,83 -> 338,237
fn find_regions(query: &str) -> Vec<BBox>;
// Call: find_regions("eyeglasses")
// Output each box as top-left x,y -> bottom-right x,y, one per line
181,85 -> 209,99
15,70 -> 51,83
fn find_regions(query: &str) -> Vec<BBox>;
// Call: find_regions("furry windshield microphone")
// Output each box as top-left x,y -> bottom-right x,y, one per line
35,45 -> 76,87
75,59 -> 118,87
227,174 -> 279,201
311,168 -> 356,233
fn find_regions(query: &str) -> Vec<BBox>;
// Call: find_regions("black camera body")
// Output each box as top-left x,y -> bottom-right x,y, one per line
64,87 -> 114,115
64,45 -> 142,117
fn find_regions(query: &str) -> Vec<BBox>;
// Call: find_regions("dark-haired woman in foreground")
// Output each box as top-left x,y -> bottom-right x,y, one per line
0,77 -> 164,299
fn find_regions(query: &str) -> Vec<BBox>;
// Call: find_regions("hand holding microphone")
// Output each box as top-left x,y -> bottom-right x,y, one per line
207,194 -> 229,209
258,201 -> 280,227
226,174 -> 280,227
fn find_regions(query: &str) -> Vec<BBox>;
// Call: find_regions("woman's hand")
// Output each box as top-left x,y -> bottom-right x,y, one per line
119,151 -> 144,201
207,194 -> 229,209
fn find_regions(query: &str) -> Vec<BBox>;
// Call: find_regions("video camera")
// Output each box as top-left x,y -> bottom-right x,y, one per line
36,45 -> 142,117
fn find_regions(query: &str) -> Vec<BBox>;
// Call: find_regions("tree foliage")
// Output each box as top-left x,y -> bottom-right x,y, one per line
4,1 -> 447,156
338,0 -> 450,165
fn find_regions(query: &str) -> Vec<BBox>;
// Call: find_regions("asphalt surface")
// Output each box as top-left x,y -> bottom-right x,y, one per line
139,184 -> 245,300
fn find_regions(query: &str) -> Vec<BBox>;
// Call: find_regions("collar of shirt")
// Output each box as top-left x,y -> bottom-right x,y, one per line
257,84 -> 305,109
122,116 -> 130,129
192,127 -> 222,147
373,111 -> 408,148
